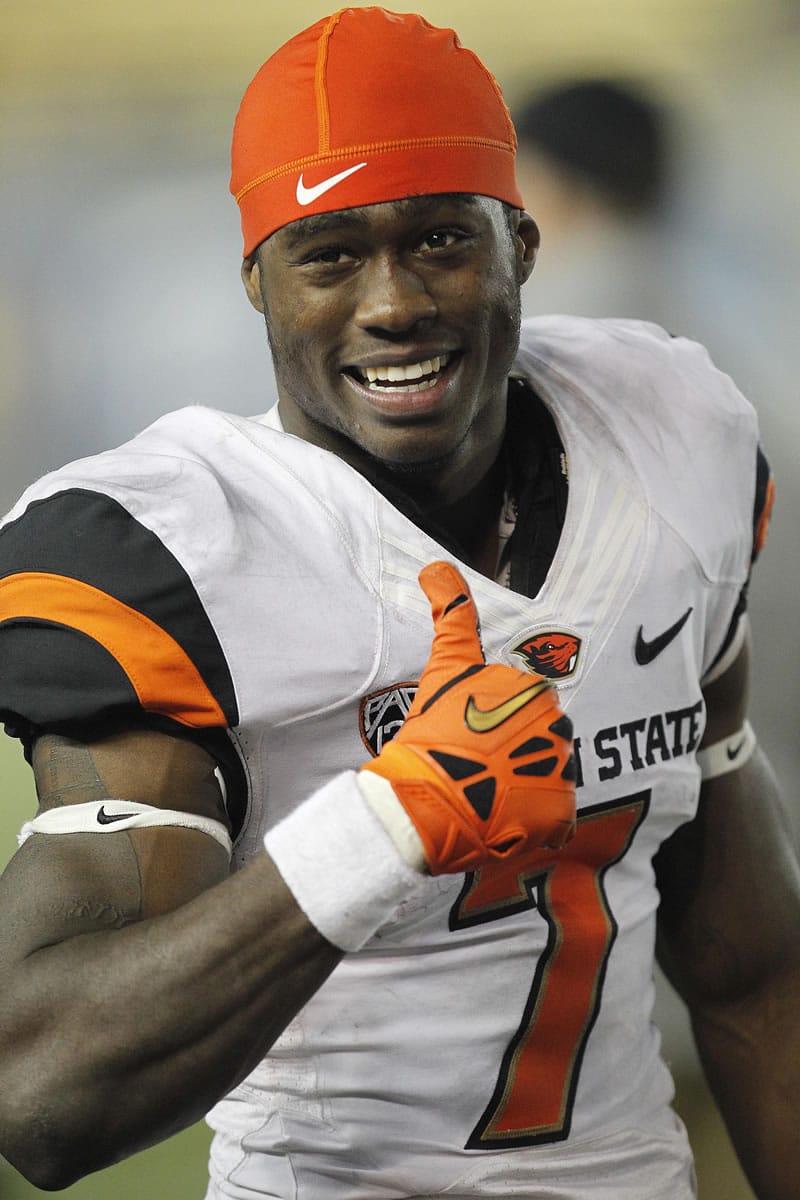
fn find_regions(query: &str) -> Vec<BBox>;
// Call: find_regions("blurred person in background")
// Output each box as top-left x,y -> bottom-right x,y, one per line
514,77 -> 673,325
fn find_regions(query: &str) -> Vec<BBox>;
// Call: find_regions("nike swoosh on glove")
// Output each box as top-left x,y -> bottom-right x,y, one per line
360,561 -> 576,875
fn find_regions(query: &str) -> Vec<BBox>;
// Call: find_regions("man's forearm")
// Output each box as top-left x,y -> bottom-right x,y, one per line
0,845 -> 341,1189
691,968 -> 800,1200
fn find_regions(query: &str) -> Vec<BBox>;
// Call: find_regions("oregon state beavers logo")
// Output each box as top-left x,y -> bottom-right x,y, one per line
511,631 -> 581,679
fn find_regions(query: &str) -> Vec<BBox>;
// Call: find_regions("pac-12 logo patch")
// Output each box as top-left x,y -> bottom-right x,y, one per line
510,631 -> 581,680
359,682 -> 418,757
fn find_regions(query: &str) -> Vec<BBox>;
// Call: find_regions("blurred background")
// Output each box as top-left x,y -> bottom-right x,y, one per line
1,0 -> 798,1196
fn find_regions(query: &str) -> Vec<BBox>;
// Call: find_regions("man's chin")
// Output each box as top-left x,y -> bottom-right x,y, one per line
362,430 -> 469,483
377,446 -> 455,475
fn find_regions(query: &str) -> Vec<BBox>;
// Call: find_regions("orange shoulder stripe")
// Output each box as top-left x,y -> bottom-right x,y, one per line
754,474 -> 775,559
0,571 -> 227,728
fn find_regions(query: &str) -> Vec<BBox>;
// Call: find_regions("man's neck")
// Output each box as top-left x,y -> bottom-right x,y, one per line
371,449 -> 508,578
274,395 -> 509,575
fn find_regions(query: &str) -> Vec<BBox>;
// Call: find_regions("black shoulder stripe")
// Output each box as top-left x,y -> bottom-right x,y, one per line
0,489 -> 238,727
1,623 -> 138,729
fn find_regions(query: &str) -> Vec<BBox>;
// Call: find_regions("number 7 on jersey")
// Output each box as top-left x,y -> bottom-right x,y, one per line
450,791 -> 649,1147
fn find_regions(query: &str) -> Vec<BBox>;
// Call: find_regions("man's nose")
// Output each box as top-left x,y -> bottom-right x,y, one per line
353,256 -> 437,334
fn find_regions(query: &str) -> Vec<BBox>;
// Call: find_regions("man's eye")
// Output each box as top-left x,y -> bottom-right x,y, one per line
419,230 -> 460,251
307,247 -> 356,265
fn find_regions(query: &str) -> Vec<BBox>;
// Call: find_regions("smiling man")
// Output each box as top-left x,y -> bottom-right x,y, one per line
242,190 -> 534,571
243,195 -> 527,476
0,9 -> 798,1200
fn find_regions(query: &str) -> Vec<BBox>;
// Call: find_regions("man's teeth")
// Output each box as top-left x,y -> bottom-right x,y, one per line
362,355 -> 449,391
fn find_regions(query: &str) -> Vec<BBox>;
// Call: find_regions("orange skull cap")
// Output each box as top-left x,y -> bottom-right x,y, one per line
230,7 -> 523,256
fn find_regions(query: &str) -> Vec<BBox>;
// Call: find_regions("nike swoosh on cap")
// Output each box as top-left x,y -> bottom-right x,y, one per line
634,607 -> 693,666
296,161 -> 368,206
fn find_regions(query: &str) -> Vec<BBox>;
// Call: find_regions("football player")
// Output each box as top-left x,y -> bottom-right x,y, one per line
0,9 -> 797,1200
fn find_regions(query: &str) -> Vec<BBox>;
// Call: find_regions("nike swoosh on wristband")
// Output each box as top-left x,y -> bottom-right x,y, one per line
727,738 -> 746,761
97,805 -> 136,825
296,162 -> 368,206
465,680 -> 550,734
634,607 -> 693,665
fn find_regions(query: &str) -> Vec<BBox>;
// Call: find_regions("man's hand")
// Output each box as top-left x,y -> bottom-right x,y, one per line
361,561 -> 576,874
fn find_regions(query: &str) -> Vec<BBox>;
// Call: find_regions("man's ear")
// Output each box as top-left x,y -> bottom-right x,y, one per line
241,255 -> 266,314
516,210 -> 540,284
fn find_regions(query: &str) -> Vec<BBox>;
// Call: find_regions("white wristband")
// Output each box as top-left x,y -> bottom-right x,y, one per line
263,770 -> 422,952
696,721 -> 756,780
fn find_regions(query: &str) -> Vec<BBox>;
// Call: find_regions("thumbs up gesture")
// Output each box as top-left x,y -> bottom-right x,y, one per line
361,562 -> 576,874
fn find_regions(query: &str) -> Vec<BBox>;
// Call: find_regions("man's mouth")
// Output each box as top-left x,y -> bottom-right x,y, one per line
350,353 -> 452,393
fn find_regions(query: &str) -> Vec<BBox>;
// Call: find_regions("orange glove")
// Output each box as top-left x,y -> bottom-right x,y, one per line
361,561 -> 576,875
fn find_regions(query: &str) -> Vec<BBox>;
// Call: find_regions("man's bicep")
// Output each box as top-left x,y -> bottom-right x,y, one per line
657,632 -> 794,992
656,748 -> 800,1005
31,728 -> 229,820
0,729 -> 231,962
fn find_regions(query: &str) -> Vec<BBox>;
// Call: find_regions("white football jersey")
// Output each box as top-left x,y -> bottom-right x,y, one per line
0,317 -> 758,1198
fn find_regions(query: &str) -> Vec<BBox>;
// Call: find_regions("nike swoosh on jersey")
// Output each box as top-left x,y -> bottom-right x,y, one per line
295,162 -> 368,206
634,607 -> 693,665
465,679 -> 550,733
97,805 -> 136,825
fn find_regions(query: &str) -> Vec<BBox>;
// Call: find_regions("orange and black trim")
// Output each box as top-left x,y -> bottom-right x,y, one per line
0,487 -> 238,732
752,446 -> 775,561
706,444 -> 774,675
0,572 -> 226,728
0,487 -> 248,830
